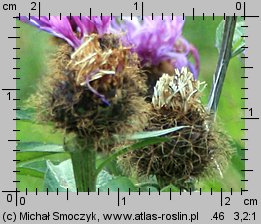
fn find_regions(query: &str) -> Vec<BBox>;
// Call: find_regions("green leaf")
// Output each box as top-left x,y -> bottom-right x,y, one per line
215,22 -> 223,53
231,20 -> 245,57
215,18 -> 245,58
16,167 -> 45,192
161,185 -> 180,192
135,181 -> 159,192
17,142 -> 64,152
16,108 -> 35,121
96,137 -> 170,175
17,167 -> 44,178
96,170 -> 113,191
17,158 -> 50,173
17,152 -> 54,163
96,156 -> 123,176
44,159 -> 76,192
128,126 -> 188,140
17,153 -> 72,192
96,170 -> 137,192
17,174 -> 44,192
17,121 -> 63,144
17,152 -> 70,173
99,176 -> 137,192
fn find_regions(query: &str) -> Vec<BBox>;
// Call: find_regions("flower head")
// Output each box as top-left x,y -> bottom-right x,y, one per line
20,16 -> 111,49
113,16 -> 200,78
119,68 -> 232,189
34,37 -> 149,151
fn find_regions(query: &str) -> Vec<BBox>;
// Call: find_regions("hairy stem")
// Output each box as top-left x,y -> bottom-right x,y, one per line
207,16 -> 237,113
66,137 -> 96,192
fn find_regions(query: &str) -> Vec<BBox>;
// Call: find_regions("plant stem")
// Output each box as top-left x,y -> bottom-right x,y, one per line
207,16 -> 237,113
66,137 -> 96,192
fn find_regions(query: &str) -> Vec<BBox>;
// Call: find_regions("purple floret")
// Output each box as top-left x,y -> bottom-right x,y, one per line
20,16 -> 111,49
112,16 -> 200,78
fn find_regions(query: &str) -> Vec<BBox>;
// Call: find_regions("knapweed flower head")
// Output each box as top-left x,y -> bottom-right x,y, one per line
20,16 -> 111,49
119,68 -> 232,189
21,16 -> 150,151
113,16 -> 200,79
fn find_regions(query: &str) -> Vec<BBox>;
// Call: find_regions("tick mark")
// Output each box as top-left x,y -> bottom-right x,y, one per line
241,117 -> 259,120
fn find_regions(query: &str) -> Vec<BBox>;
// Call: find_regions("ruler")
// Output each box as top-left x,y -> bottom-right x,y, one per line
0,0 -> 260,223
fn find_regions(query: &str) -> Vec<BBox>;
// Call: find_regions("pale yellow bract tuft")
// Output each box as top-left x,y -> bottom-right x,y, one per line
152,67 -> 207,113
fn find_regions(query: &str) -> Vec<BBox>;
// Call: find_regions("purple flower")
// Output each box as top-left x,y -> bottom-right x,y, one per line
20,16 -> 111,49
113,16 -> 200,78
20,16 -> 200,104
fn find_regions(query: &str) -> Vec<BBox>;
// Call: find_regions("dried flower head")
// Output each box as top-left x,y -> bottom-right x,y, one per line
119,68 -> 232,189
22,16 -> 150,151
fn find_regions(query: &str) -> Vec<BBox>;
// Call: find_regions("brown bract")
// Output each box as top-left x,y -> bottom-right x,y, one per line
32,34 -> 150,152
119,70 -> 233,189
